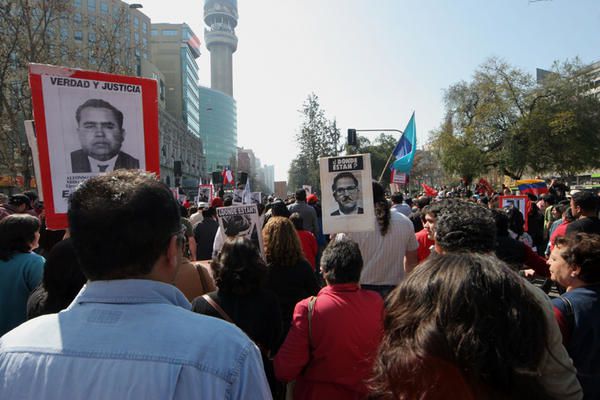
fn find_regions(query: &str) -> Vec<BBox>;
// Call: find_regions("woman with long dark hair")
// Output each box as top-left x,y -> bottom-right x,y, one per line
0,214 -> 44,335
370,253 -> 552,399
191,237 -> 282,396
27,238 -> 86,319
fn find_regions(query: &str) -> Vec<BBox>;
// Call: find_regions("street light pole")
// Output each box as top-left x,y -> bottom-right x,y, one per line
347,128 -> 403,183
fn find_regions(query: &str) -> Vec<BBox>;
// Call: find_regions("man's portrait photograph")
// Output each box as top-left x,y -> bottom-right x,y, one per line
319,154 -> 375,235
71,99 -> 140,173
330,172 -> 364,216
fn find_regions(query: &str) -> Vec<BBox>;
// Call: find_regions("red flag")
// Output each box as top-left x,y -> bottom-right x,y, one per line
421,183 -> 438,197
478,178 -> 494,196
222,168 -> 234,185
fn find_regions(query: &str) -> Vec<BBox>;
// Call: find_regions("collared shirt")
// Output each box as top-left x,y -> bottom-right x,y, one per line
391,203 -> 411,217
88,154 -> 118,172
0,279 -> 271,400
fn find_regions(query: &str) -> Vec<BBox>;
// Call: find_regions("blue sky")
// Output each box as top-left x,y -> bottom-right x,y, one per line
139,0 -> 600,180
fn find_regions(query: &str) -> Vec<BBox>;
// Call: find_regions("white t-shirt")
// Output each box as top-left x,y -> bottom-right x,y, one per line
337,212 -> 418,286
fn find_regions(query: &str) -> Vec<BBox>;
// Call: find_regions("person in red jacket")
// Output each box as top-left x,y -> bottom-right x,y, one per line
290,212 -> 318,271
274,238 -> 384,400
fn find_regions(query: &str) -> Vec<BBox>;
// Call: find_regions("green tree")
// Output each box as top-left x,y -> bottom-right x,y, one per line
348,133 -> 397,182
0,1 -> 144,188
288,93 -> 341,192
430,57 -> 600,180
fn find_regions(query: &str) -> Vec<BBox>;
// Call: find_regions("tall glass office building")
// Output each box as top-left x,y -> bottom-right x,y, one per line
199,86 -> 237,173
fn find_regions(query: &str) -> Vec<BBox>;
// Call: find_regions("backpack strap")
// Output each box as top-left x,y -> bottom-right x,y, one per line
202,294 -> 234,324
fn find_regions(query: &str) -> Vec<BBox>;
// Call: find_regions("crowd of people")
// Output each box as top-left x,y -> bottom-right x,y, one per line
0,171 -> 599,399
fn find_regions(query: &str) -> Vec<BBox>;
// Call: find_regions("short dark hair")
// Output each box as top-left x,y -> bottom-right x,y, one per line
8,194 -> 31,208
491,209 -> 510,235
289,212 -> 304,230
434,200 -> 496,253
571,191 -> 599,213
0,214 -> 40,261
75,98 -> 124,130
331,172 -> 358,191
68,170 -> 180,280
295,189 -> 307,202
320,238 -> 363,284
555,233 -> 600,284
212,237 -> 266,295
391,192 -> 404,204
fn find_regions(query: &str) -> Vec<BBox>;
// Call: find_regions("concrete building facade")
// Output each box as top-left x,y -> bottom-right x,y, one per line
203,0 -> 238,97
150,23 -> 202,138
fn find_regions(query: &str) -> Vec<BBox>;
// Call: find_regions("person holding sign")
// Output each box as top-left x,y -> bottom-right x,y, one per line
330,172 -> 364,216
71,99 -> 139,173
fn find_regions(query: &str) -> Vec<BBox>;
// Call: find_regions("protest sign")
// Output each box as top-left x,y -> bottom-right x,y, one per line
197,184 -> 213,203
216,204 -> 264,256
28,64 -> 159,229
320,154 -> 375,234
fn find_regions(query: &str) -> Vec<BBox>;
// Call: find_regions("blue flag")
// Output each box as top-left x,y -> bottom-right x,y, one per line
391,112 -> 416,173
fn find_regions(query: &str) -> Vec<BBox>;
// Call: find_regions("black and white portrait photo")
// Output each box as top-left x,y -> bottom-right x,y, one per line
71,99 -> 139,173
320,154 -> 375,234
330,172 -> 364,216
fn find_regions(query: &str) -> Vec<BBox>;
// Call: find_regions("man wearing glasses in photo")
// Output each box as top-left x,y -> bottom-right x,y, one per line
71,99 -> 139,173
331,172 -> 364,216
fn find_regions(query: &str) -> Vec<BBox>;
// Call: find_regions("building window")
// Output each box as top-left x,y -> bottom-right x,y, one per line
88,15 -> 95,26
73,13 -> 82,24
73,0 -> 81,7
100,2 -> 108,13
74,30 -> 83,41
142,22 -> 147,33
151,29 -> 158,36
162,29 -> 178,36
134,32 -> 139,43
88,31 -> 96,43
134,16 -> 139,28
87,0 -> 96,12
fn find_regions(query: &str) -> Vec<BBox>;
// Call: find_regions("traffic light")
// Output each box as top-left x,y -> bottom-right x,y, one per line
347,128 -> 357,146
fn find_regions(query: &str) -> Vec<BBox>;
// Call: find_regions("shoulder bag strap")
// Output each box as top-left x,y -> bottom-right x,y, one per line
202,294 -> 234,323
558,295 -> 575,332
307,296 -> 317,348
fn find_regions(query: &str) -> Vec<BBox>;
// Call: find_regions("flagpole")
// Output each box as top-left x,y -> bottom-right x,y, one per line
378,151 -> 396,183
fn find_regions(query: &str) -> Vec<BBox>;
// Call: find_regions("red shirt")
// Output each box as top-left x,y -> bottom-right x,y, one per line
416,228 -> 434,263
274,284 -> 384,400
297,230 -> 318,270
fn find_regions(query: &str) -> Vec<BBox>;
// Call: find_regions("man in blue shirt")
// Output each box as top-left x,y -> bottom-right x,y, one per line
0,170 -> 271,399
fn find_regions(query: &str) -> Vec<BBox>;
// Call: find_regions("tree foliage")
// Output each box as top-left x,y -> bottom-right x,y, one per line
288,93 -> 342,192
431,57 -> 600,180
0,0 -> 145,187
348,133 -> 397,182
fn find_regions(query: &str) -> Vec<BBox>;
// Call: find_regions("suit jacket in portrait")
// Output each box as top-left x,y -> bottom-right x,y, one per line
331,207 -> 364,216
70,150 -> 140,173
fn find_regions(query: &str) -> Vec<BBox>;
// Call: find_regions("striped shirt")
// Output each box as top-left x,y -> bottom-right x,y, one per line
338,212 -> 418,286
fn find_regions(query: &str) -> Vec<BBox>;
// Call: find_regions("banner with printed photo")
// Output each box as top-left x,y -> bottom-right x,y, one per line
251,192 -> 262,204
320,154 -> 375,234
197,184 -> 213,204
498,195 -> 529,231
28,64 -> 160,229
216,204 -> 264,256
302,185 -> 312,195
